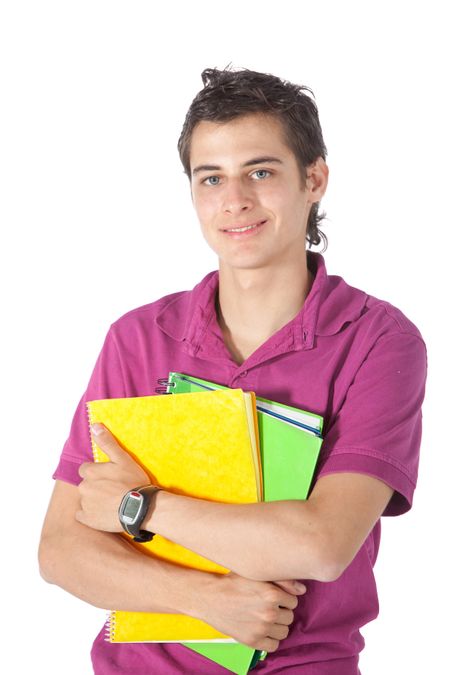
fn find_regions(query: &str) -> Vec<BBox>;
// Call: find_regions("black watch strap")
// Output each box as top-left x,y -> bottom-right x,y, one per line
118,485 -> 162,543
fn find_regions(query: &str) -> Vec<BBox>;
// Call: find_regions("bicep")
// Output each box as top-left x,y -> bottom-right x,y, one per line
308,472 -> 394,576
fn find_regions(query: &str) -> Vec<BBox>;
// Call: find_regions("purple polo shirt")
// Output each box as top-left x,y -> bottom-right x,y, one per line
53,252 -> 427,674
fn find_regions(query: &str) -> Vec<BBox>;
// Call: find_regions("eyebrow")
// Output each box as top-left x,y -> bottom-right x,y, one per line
192,156 -> 284,176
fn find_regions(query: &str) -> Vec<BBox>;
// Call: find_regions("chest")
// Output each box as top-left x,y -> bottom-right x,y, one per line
130,332 -> 368,437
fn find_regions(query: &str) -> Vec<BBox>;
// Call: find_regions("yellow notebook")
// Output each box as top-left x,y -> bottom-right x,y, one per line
86,388 -> 261,643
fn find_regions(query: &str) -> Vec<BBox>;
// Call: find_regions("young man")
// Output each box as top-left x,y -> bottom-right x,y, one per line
39,67 -> 427,674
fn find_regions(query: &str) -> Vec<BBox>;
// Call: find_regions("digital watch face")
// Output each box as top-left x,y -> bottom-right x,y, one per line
121,491 -> 143,524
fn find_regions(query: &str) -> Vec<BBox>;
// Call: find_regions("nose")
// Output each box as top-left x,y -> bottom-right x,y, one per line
222,178 -> 254,215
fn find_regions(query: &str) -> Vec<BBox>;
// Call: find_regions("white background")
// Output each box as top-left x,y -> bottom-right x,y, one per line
1,1 -> 448,673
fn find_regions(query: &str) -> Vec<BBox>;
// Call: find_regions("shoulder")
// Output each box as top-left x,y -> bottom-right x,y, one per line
318,264 -> 426,351
364,292 -> 424,341
309,253 -> 424,349
313,261 -> 427,416
106,270 -> 219,344
315,272 -> 427,517
111,289 -> 188,328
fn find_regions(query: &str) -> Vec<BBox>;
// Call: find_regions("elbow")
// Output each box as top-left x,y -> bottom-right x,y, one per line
294,530 -> 350,583
38,540 -> 52,584
236,530 -> 347,583
311,555 -> 345,583
38,535 -> 58,585
231,505 -> 351,583
305,529 -> 349,582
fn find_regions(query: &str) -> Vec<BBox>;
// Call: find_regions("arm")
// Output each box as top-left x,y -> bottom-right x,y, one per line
38,480 -> 207,613
76,424 -> 393,583
146,472 -> 394,582
39,479 -> 304,653
151,330 -> 424,581
72,328 -> 425,587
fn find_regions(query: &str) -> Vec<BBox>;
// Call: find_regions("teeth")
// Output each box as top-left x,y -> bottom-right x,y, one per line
227,223 -> 259,233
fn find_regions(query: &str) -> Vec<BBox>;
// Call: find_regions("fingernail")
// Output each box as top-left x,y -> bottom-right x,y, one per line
91,423 -> 104,436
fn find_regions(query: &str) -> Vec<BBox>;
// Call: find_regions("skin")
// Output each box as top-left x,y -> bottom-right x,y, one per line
39,112 -> 394,653
190,112 -> 324,362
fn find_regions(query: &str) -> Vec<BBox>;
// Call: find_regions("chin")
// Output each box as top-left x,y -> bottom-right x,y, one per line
219,255 -> 272,271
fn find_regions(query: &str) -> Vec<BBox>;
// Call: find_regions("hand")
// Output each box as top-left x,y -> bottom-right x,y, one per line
76,423 -> 150,532
194,572 -> 306,653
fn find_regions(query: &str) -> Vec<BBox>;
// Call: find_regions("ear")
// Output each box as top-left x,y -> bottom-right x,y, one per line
306,158 -> 329,203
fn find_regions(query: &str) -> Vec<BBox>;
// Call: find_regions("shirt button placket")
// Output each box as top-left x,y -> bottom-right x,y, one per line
230,369 -> 253,389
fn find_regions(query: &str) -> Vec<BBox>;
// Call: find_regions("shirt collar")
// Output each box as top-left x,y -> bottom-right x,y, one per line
155,253 -> 368,362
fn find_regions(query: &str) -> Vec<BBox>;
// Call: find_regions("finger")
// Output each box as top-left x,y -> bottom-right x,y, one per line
90,423 -> 130,463
275,608 -> 295,626
75,509 -> 86,525
274,579 -> 307,595
277,591 -> 299,611
267,623 -> 290,641
78,461 -> 113,480
75,509 -> 99,530
78,462 -> 91,479
257,637 -> 280,654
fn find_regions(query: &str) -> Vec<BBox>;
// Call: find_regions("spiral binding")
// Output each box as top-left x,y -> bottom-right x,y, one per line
105,611 -> 116,642
155,377 -> 175,395
85,403 -> 100,462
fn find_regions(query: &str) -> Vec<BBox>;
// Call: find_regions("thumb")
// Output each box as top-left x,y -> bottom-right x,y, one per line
90,423 -> 129,463
274,579 -> 307,596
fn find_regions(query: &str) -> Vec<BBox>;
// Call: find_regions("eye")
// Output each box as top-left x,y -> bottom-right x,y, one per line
203,176 -> 220,186
252,169 -> 271,180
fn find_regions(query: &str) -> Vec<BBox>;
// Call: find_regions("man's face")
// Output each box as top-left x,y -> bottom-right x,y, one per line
189,112 -> 325,272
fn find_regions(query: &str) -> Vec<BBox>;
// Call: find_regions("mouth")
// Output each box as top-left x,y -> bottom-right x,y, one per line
221,220 -> 266,234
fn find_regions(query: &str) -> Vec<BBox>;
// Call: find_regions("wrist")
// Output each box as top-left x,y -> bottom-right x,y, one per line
142,489 -> 176,534
118,485 -> 162,543
179,570 -> 222,622
139,491 -> 221,620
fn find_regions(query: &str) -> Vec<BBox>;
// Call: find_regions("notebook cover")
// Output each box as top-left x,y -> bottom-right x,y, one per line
86,388 -> 261,643
169,372 -> 323,674
184,641 -> 264,675
168,372 -> 323,500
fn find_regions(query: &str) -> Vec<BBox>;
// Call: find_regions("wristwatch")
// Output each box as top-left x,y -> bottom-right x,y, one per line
118,485 -> 162,543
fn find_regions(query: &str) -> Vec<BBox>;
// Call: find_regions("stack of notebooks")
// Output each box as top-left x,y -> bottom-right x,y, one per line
87,372 -> 323,675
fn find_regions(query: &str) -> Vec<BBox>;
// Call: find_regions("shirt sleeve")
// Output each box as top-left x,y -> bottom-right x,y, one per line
52,326 -> 127,486
316,331 -> 427,516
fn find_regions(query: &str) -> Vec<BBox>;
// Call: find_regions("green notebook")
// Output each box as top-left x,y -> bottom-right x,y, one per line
164,372 -> 323,675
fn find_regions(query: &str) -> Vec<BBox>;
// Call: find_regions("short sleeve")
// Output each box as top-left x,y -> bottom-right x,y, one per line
316,332 -> 427,516
52,327 -> 127,486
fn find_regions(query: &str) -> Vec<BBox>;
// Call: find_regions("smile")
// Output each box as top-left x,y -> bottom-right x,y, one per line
222,220 -> 266,233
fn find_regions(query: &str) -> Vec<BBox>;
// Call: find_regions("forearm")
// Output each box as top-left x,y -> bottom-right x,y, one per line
76,423 -> 394,586
39,519 -> 214,615
146,492 -> 327,582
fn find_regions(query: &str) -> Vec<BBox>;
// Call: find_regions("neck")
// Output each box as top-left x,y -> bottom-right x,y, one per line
217,252 -> 312,364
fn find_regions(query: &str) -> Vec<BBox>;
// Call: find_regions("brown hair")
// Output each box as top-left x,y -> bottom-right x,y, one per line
178,65 -> 328,249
